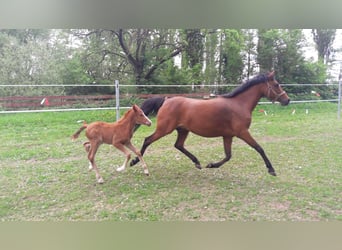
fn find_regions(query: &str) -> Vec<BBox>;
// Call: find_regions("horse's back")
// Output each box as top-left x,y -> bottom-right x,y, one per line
156,96 -> 247,137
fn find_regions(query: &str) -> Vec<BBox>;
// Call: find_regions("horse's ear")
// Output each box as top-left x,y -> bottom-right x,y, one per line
268,71 -> 275,80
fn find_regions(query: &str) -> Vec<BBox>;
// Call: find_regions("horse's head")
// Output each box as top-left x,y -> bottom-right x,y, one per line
264,71 -> 290,106
132,104 -> 152,126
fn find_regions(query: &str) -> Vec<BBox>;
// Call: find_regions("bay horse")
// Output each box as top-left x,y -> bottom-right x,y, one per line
71,104 -> 152,183
130,71 -> 290,176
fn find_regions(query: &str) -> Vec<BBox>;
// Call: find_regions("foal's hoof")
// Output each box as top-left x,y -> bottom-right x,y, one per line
143,169 -> 150,176
268,171 -> 277,176
116,166 -> 125,172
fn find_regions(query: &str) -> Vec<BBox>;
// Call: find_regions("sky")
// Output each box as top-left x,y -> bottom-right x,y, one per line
303,29 -> 342,81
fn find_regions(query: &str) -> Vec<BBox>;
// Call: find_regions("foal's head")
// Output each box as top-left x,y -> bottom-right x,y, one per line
263,71 -> 290,106
132,104 -> 152,126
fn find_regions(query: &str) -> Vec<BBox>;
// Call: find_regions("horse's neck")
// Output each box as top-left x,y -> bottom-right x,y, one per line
233,84 -> 264,112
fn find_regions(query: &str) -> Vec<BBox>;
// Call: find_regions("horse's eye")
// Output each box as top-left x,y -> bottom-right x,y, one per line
274,83 -> 280,88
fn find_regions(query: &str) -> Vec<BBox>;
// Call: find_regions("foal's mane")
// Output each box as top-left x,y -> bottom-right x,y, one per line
117,107 -> 134,123
220,73 -> 269,98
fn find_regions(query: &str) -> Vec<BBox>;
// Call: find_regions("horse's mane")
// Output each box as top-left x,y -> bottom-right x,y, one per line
220,73 -> 269,98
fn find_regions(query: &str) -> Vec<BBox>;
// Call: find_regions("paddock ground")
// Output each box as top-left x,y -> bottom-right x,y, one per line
0,102 -> 341,221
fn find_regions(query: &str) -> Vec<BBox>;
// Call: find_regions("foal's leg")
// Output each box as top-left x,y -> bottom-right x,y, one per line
126,141 -> 149,175
206,136 -> 232,168
174,128 -> 202,169
87,141 -> 104,183
237,130 -> 276,176
130,125 -> 173,166
83,142 -> 93,171
114,143 -> 131,173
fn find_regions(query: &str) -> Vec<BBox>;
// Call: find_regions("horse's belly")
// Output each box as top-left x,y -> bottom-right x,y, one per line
190,126 -> 232,137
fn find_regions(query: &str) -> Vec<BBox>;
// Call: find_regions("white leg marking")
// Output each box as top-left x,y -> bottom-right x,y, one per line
88,162 -> 93,171
97,177 -> 104,184
116,157 -> 129,172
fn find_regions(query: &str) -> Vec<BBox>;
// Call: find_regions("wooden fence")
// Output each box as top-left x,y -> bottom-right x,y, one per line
0,93 -> 211,110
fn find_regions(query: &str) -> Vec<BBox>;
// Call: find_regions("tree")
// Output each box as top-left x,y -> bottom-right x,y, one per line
312,29 -> 336,64
257,29 -> 331,99
257,29 -> 307,83
76,29 -> 185,88
116,29 -> 184,86
220,29 -> 245,85
0,29 -> 66,96
203,29 -> 219,86
181,29 -> 204,86
257,29 -> 279,73
243,29 -> 258,80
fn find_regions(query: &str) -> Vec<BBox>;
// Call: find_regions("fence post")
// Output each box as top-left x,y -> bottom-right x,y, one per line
338,63 -> 342,119
338,79 -> 341,119
115,80 -> 120,121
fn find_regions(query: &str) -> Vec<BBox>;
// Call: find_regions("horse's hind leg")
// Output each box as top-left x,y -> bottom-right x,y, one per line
206,136 -> 232,168
174,128 -> 201,169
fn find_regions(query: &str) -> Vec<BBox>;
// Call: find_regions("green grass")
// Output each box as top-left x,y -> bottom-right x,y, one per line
0,103 -> 341,221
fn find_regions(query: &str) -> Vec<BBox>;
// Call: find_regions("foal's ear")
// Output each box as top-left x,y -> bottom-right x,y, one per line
132,104 -> 139,112
267,71 -> 275,80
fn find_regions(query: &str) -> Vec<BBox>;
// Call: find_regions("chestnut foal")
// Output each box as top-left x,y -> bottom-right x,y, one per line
71,104 -> 152,183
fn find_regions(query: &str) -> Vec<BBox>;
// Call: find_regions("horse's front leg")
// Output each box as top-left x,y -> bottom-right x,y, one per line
126,141 -> 149,176
237,130 -> 276,176
206,136 -> 232,168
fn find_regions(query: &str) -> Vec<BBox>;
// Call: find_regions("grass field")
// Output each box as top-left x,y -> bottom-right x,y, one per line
0,102 -> 341,221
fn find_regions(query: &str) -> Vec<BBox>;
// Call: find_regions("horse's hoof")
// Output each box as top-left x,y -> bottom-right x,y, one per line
206,163 -> 213,168
97,178 -> 104,184
130,159 -> 138,166
268,171 -> 277,176
195,164 -> 202,169
206,163 -> 218,168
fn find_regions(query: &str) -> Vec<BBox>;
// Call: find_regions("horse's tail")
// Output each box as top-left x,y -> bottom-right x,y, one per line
134,96 -> 167,132
71,122 -> 88,141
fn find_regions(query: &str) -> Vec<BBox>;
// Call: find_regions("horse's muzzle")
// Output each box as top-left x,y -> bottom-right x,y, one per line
281,98 -> 290,106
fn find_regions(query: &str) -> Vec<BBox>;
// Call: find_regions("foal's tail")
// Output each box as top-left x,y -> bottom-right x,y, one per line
134,96 -> 168,132
71,122 -> 88,141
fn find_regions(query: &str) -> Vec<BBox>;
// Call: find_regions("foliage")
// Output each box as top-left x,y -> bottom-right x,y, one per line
256,29 -> 333,98
220,29 -> 245,85
0,29 -> 338,100
148,60 -> 193,94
